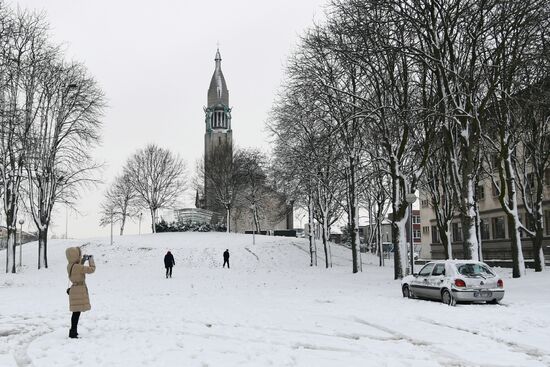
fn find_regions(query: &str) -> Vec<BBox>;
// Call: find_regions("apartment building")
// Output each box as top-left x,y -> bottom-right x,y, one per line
420,172 -> 550,260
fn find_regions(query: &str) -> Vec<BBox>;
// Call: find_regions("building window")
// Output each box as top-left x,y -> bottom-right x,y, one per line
413,215 -> 421,224
545,211 -> 550,236
422,226 -> 430,235
421,199 -> 429,208
413,229 -> 421,239
492,216 -> 506,239
452,222 -> 462,242
480,219 -> 490,240
476,185 -> 485,200
431,226 -> 440,244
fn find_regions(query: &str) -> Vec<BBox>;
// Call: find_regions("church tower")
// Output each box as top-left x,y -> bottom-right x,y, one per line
203,48 -> 232,214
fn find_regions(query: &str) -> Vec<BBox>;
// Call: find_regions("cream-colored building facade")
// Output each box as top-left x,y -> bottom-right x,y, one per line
420,171 -> 550,261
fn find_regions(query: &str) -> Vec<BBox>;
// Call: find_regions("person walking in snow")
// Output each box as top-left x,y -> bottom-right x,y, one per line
66,246 -> 96,339
223,249 -> 230,268
164,250 -> 175,278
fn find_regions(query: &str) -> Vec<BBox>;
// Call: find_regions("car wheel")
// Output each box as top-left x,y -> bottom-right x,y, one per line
487,299 -> 499,305
402,284 -> 412,299
441,289 -> 455,306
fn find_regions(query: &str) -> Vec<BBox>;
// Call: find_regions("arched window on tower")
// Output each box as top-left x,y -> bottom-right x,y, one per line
211,106 -> 227,129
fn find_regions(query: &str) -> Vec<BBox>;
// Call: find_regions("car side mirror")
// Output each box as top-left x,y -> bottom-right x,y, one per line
413,273 -> 418,277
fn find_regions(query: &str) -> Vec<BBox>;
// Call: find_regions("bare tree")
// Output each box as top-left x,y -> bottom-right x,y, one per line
197,140 -> 241,232
291,25 -> 370,273
269,98 -> 319,266
270,85 -> 345,268
124,144 -> 186,233
234,148 -> 269,232
422,146 -> 455,259
0,9 -> 50,273
516,82 -> 550,273
479,0 -> 549,277
99,172 -> 138,235
26,60 -> 104,269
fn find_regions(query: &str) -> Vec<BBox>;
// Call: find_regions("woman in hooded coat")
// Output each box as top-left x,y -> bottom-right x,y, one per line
66,246 -> 96,338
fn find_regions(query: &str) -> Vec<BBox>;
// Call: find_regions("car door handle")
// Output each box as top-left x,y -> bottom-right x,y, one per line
440,279 -> 444,282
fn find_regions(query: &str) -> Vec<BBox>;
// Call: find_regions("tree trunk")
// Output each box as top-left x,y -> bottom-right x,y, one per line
377,216 -> 383,266
348,157 -> 359,273
500,148 -> 525,278
150,208 -> 156,233
226,207 -> 231,233
460,179 -> 479,260
475,200 -> 483,261
120,214 -> 126,236
5,203 -> 18,273
390,161 -> 407,279
6,227 -> 17,273
307,193 -> 315,266
532,225 -> 545,272
392,213 -> 408,279
253,208 -> 260,233
38,227 -> 48,269
322,219 -> 329,268
437,222 -> 452,260
507,215 -> 525,278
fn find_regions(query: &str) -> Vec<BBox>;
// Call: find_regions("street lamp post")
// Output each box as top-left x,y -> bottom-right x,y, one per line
18,219 -> 25,267
405,193 -> 418,275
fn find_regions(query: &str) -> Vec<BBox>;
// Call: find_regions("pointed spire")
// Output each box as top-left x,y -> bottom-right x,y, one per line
208,46 -> 229,107
215,47 -> 222,68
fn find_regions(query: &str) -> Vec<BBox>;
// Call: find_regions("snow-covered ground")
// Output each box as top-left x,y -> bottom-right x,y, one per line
1,232 -> 550,367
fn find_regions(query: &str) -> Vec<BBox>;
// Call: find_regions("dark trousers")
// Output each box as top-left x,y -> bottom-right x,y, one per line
166,266 -> 172,278
223,259 -> 230,268
71,312 -> 81,331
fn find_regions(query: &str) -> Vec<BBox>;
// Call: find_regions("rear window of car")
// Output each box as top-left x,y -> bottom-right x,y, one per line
456,263 -> 495,277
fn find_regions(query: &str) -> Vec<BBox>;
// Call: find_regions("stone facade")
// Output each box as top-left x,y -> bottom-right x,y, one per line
420,172 -> 550,261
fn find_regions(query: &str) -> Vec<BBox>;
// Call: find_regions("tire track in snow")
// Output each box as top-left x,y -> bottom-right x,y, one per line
173,315 -> 415,357
350,316 -> 516,367
418,317 -> 550,364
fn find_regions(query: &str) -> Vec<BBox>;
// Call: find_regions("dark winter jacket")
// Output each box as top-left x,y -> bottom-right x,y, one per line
164,252 -> 175,268
223,250 -> 230,260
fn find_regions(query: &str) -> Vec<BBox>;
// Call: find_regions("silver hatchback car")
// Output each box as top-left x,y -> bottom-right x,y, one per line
401,260 -> 505,306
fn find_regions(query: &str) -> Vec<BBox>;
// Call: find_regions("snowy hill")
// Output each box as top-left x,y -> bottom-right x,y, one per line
1,232 -> 550,366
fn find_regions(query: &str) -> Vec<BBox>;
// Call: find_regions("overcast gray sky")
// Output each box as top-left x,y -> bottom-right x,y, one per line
13,0 -> 326,238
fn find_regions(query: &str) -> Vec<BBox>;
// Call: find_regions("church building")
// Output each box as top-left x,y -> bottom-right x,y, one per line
196,48 -> 293,232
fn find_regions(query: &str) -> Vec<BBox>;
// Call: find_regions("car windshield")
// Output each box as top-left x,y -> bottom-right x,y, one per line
456,263 -> 495,277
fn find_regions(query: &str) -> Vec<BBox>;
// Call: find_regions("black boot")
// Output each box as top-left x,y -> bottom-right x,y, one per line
69,329 -> 78,339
